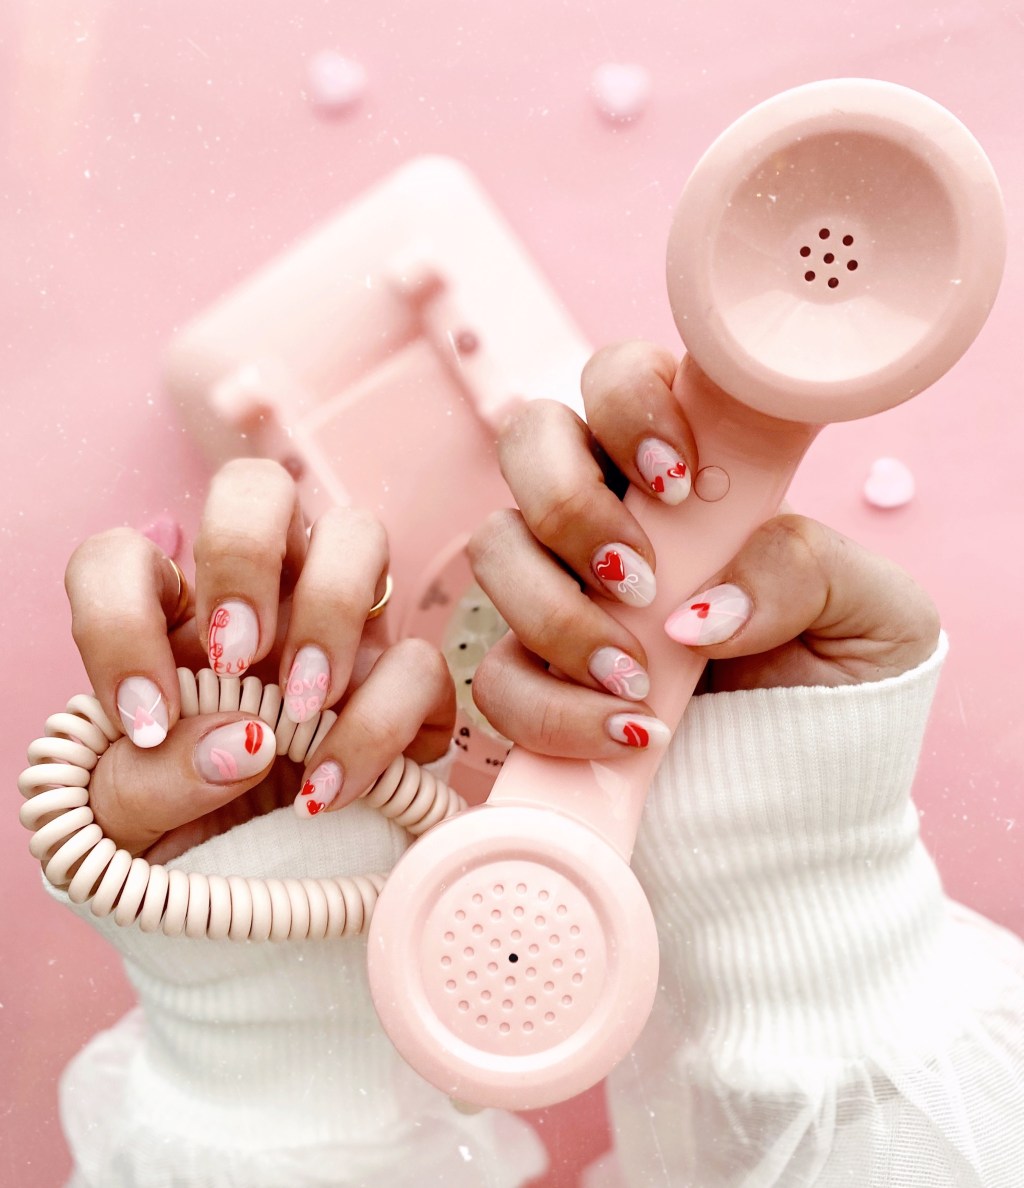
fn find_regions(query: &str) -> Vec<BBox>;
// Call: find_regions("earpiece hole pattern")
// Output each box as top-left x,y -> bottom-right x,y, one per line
19,669 -> 468,941
798,230 -> 857,292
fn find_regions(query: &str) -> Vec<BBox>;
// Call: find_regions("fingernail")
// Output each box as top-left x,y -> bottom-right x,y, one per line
195,719 -> 276,784
591,543 -> 656,607
606,714 -> 672,749
588,648 -> 650,701
208,600 -> 259,676
116,676 -> 168,748
294,760 -> 344,818
636,438 -> 691,505
665,583 -> 752,645
284,646 -> 331,724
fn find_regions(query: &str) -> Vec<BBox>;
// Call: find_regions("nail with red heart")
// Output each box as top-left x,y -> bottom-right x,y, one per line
195,719 -> 276,784
606,713 -> 671,750
294,760 -> 344,818
664,583 -> 752,646
591,542 -> 656,607
116,675 -> 169,748
635,438 -> 691,505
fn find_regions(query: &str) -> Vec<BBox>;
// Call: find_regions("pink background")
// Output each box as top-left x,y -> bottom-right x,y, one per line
3,1 -> 1022,1184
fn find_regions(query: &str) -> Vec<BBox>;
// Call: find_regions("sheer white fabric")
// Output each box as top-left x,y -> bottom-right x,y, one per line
592,634 -> 1024,1186
51,795 -> 547,1188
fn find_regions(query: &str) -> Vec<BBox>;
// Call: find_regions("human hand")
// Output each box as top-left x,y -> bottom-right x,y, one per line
63,460 -> 454,863
469,341 -> 940,758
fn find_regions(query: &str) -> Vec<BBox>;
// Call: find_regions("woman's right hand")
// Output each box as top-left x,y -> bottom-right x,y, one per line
63,459 -> 454,864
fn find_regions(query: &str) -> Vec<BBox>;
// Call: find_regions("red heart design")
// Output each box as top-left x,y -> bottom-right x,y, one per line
300,780 -> 316,797
667,462 -> 688,479
306,799 -> 325,815
651,476 -> 665,493
622,721 -> 649,748
595,551 -> 625,583
691,602 -> 710,619
244,721 -> 263,754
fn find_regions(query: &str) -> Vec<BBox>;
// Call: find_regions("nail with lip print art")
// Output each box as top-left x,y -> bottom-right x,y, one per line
606,714 -> 671,750
195,719 -> 276,784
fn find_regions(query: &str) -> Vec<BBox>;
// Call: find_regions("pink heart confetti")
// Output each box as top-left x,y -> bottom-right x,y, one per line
863,457 -> 915,509
591,63 -> 651,123
308,51 -> 367,115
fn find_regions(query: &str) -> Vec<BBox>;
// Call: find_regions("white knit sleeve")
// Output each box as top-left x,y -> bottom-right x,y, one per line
595,633 -> 1024,1188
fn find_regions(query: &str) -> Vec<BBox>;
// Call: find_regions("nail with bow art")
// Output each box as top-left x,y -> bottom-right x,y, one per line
665,583 -> 752,646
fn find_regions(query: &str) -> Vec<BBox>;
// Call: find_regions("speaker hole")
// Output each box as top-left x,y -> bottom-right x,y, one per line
847,260 -> 858,271
509,953 -> 519,963
799,245 -> 811,257
545,1012 -> 556,1023
476,1015 -> 488,1027
523,1021 -> 534,1032
823,252 -> 834,264
819,228 -> 830,239
843,234 -> 854,246
804,271 -> 815,282
487,962 -> 498,973
828,277 -> 839,289
499,1022 -> 510,1034
458,1000 -> 470,1012
481,990 -> 492,1002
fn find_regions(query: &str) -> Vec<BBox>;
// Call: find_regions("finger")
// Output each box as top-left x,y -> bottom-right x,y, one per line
65,528 -> 187,749
194,459 -> 308,677
471,634 -> 670,759
663,514 -> 942,689
469,509 -> 651,701
499,398 -> 657,608
279,506 -> 389,724
88,713 -> 277,855
293,638 -> 455,819
582,340 -> 697,506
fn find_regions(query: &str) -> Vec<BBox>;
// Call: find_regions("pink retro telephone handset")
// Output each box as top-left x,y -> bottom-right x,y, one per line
367,79 -> 1006,1110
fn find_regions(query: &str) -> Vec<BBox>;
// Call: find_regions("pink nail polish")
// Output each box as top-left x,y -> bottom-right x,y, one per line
665,583 -> 752,646
636,438 -> 691,505
591,543 -> 656,607
294,760 -> 344,818
284,646 -> 331,724
606,714 -> 672,749
207,600 -> 259,676
588,648 -> 650,701
116,676 -> 168,748
195,720 -> 276,784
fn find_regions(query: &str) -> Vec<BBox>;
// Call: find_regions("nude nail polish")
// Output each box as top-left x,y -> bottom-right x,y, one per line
588,648 -> 650,701
284,646 -> 331,724
591,543 -> 656,607
665,583 -> 752,645
195,719 -> 276,784
116,676 -> 168,748
208,600 -> 259,676
606,714 -> 672,749
636,438 -> 691,505
294,760 -> 344,818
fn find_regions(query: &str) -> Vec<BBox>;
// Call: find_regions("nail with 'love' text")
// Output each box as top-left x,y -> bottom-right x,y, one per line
665,583 -> 752,646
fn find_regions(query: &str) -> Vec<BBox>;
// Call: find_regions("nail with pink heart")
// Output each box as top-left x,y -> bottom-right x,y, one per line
635,437 -> 691,505
591,542 -> 656,607
116,676 -> 169,748
664,583 -> 752,646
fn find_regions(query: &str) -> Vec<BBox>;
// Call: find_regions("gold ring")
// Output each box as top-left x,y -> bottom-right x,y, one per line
366,572 -> 393,620
166,557 -> 192,629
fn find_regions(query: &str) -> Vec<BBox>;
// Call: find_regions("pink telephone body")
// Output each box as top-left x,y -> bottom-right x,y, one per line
164,157 -> 593,803
366,80 -> 1006,1109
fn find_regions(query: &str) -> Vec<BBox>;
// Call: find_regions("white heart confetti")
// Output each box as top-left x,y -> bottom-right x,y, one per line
308,51 -> 367,115
863,457 -> 915,509
591,63 -> 651,122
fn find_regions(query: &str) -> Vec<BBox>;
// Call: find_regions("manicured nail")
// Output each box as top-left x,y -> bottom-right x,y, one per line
195,719 -> 276,784
284,646 -> 331,724
116,676 -> 168,748
636,438 -> 691,505
665,583 -> 752,645
591,543 -> 656,607
606,714 -> 672,749
588,648 -> 650,701
295,760 -> 344,818
207,599 -> 259,676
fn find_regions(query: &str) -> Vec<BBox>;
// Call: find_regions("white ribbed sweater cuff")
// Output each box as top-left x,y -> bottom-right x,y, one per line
634,633 -> 950,1067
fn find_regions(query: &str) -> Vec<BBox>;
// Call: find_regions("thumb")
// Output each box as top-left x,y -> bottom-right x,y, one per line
90,714 -> 277,856
663,515 -> 940,690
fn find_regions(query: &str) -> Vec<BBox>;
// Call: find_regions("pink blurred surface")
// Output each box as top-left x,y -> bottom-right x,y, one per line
3,2 -> 1022,1184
